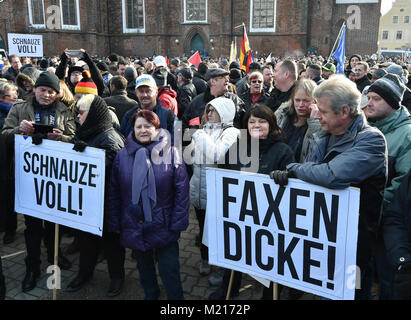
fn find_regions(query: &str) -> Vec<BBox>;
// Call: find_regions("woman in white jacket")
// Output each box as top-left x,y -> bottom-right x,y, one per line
188,97 -> 240,276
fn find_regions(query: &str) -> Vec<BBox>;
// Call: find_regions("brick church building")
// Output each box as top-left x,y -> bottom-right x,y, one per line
0,0 -> 381,59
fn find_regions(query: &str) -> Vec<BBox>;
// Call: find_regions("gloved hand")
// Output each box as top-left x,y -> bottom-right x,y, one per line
270,170 -> 292,186
393,262 -> 411,300
72,140 -> 88,152
32,133 -> 47,145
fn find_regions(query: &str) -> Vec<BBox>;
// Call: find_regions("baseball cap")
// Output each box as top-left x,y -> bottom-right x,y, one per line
135,74 -> 157,89
322,63 -> 336,73
153,56 -> 166,68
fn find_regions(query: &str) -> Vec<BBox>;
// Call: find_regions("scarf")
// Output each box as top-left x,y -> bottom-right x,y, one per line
0,101 -> 12,113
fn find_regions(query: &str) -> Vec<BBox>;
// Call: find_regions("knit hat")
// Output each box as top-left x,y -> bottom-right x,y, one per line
34,71 -> 60,93
75,70 -> 98,95
386,64 -> 407,84
368,73 -> 406,109
371,68 -> 387,80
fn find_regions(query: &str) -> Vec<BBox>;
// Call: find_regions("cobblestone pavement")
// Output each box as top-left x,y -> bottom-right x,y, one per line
1,207 -> 318,301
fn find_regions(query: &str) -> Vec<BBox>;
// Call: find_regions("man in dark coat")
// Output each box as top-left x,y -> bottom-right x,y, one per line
176,67 -> 197,119
120,74 -> 176,138
104,75 -> 138,123
383,169 -> 411,300
182,68 -> 245,131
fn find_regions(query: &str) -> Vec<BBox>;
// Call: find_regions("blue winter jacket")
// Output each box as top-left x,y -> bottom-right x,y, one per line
107,130 -> 189,251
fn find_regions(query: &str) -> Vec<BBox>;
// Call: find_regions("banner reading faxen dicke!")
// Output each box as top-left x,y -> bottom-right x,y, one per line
205,168 -> 360,300
14,135 -> 106,236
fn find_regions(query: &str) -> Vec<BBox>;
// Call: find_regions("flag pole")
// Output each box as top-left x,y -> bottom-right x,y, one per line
328,22 -> 346,62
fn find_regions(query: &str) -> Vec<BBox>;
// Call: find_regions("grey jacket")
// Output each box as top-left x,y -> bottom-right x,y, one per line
287,113 -> 387,190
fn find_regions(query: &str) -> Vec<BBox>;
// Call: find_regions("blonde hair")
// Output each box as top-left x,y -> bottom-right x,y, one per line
76,94 -> 95,112
58,80 -> 75,105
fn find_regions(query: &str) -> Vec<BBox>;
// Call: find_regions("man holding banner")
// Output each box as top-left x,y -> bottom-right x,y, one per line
2,71 -> 75,292
271,75 -> 388,299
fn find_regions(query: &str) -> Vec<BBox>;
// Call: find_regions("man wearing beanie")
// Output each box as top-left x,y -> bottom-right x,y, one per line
385,64 -> 411,112
367,73 -> 411,300
1,70 -> 75,293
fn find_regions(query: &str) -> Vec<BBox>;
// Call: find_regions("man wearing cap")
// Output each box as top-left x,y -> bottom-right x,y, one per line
181,68 -> 245,130
2,71 -> 75,292
366,73 -> 411,299
386,64 -> 411,112
322,63 -> 336,80
119,74 -> 176,138
176,67 -> 197,119
153,55 -> 178,92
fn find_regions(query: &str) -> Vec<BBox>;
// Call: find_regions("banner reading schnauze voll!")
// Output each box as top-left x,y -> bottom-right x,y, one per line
206,168 -> 360,300
14,135 -> 106,236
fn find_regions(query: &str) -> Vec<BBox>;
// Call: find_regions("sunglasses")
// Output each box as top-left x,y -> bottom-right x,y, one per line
251,80 -> 263,84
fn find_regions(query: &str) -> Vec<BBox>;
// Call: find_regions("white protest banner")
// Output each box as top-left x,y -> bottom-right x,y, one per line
7,33 -> 43,57
14,135 -> 106,236
206,168 -> 360,300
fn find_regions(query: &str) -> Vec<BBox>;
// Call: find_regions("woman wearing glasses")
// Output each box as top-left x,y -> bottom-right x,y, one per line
238,71 -> 270,110
188,97 -> 240,277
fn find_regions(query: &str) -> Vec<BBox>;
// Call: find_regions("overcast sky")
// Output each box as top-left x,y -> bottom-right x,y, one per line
381,0 -> 394,15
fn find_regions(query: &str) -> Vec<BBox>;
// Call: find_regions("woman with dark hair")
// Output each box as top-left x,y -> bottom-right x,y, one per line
275,78 -> 321,162
65,94 -> 125,297
209,104 -> 295,300
107,109 -> 189,300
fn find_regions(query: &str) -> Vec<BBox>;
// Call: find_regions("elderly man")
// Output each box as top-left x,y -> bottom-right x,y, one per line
267,59 -> 297,112
181,68 -> 245,130
119,74 -> 176,138
2,71 -> 76,292
271,75 -> 388,300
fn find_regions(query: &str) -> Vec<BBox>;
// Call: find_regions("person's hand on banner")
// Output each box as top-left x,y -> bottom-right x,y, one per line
32,133 -> 47,145
19,120 -> 35,135
393,262 -> 411,299
72,140 -> 88,152
270,170 -> 293,186
48,128 -> 63,141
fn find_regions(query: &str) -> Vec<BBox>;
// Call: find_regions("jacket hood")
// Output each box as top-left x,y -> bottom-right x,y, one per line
16,67 -> 41,89
207,97 -> 235,125
370,106 -> 411,134
158,86 -> 177,99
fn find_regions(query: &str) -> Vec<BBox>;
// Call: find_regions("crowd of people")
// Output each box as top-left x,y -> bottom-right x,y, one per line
0,48 -> 411,300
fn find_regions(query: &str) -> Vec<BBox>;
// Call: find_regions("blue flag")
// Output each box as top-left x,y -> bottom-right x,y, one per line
333,25 -> 346,74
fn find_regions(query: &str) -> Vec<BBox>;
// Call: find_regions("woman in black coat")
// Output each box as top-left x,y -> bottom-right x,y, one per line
209,104 -> 295,300
66,94 -> 125,297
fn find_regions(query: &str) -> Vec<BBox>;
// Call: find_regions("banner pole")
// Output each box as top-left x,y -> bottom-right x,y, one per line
273,282 -> 278,300
53,223 -> 59,301
226,270 -> 235,300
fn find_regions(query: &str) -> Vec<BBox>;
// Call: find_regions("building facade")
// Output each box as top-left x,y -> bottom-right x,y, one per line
378,0 -> 411,52
0,0 -> 381,59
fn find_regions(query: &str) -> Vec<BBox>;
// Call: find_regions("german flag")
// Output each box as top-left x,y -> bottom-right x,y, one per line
240,24 -> 253,73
